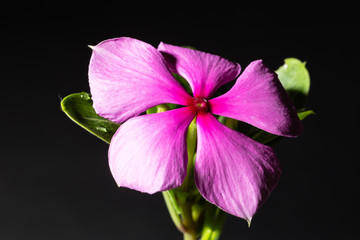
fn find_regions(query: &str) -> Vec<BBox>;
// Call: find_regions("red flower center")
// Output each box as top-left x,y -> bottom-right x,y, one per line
192,97 -> 209,113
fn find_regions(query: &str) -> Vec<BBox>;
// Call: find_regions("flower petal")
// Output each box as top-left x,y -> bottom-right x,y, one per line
195,113 -> 281,221
89,37 -> 192,124
158,42 -> 241,99
209,60 -> 303,137
109,107 -> 196,194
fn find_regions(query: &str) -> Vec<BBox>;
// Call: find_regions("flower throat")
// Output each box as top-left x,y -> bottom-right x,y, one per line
192,97 -> 210,113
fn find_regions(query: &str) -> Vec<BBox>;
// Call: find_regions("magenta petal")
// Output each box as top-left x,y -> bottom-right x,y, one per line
108,107 -> 196,194
210,60 -> 303,137
158,42 -> 241,99
89,37 -> 192,123
195,113 -> 281,221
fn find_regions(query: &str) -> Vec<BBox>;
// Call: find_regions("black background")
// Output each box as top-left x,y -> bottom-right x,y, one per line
1,4 -> 359,240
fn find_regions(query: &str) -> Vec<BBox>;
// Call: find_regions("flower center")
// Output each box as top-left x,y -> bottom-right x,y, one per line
192,97 -> 209,112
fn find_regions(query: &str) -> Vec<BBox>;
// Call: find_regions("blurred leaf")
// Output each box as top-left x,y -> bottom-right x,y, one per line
276,58 -> 310,109
181,45 -> 197,50
61,92 -> 120,143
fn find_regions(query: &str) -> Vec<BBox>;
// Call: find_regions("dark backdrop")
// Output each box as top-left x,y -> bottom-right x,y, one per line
1,4 -> 358,240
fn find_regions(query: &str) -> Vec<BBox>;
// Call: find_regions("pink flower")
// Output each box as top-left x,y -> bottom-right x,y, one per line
88,37 -> 302,221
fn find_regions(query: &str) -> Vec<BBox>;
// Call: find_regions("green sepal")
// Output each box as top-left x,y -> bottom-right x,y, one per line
61,92 -> 120,144
276,58 -> 311,110
146,104 -> 169,114
172,73 -> 193,96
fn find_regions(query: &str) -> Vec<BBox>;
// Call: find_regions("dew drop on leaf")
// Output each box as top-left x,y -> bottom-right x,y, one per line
95,126 -> 108,132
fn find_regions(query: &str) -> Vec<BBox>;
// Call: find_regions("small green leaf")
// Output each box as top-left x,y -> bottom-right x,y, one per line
276,58 -> 310,109
298,109 -> 315,121
61,92 -> 120,143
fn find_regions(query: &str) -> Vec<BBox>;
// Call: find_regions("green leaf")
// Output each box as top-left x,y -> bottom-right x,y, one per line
61,92 -> 120,143
276,58 -> 310,109
298,109 -> 315,120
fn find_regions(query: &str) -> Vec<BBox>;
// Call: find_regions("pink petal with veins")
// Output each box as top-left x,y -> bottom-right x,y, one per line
158,42 -> 241,98
109,107 -> 196,194
195,113 -> 281,221
89,37 -> 192,124
210,60 -> 302,137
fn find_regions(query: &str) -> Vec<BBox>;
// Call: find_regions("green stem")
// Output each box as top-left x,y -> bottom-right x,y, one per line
184,232 -> 197,240
162,191 -> 185,232
200,204 -> 227,240
181,118 -> 197,192
181,201 -> 197,239
208,210 -> 226,240
156,108 -> 206,239
154,105 -> 188,234
179,118 -> 199,239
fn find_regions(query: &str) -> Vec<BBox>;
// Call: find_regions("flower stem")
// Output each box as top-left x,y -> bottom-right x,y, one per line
181,201 -> 196,231
181,118 -> 197,192
184,232 -> 198,240
200,204 -> 226,240
158,110 -> 226,240
180,118 -> 199,239
162,191 -> 185,232
208,210 -> 226,240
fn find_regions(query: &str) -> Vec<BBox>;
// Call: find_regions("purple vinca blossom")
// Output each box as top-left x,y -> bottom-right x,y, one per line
88,37 -> 303,221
